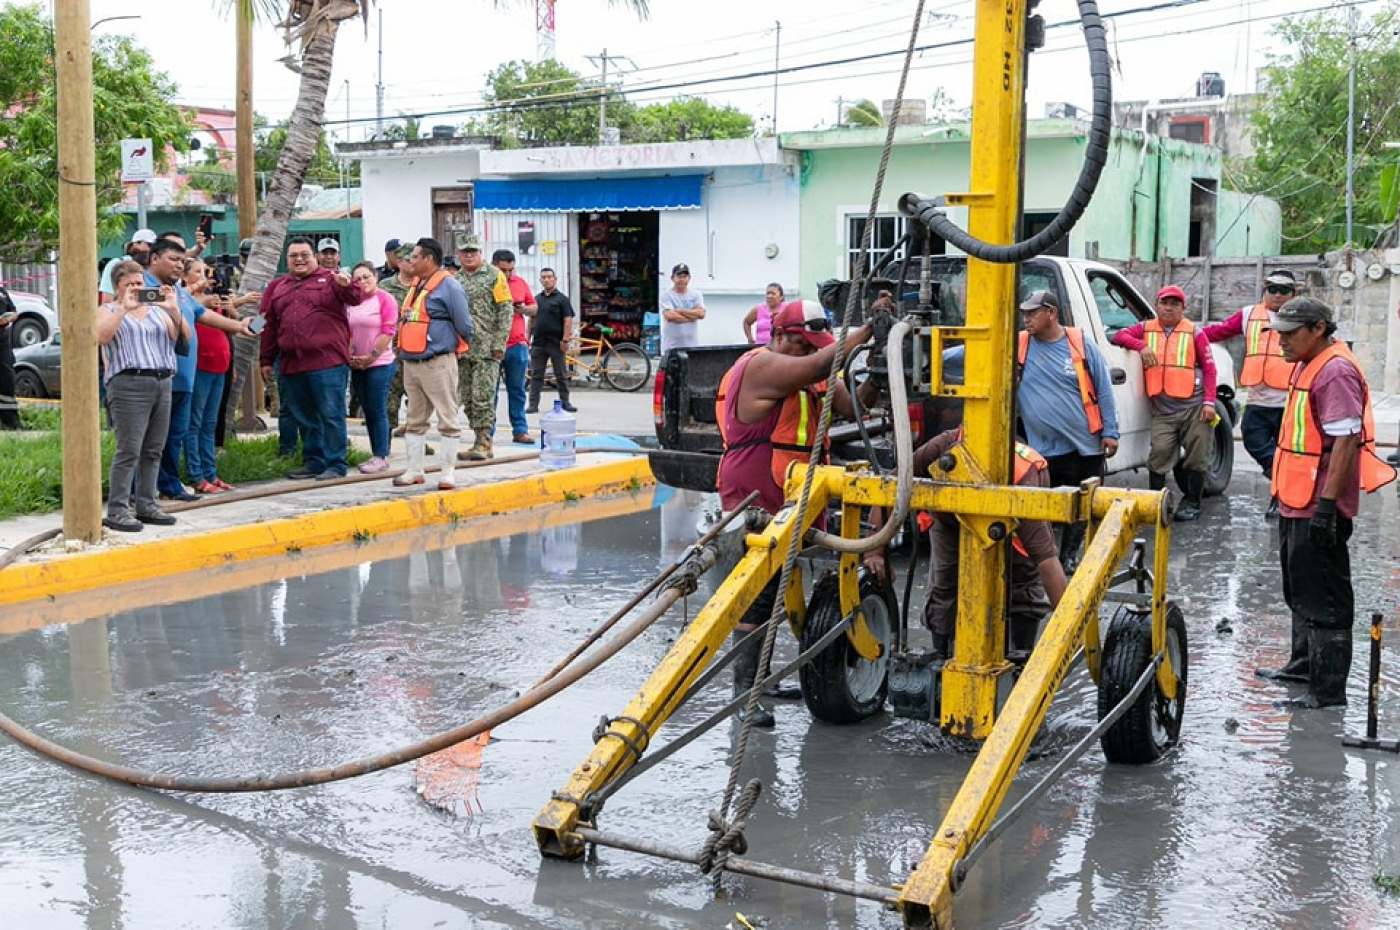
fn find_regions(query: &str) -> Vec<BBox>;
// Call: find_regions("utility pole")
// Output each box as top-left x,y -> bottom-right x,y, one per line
56,1 -> 102,542
772,21 -> 781,134
599,48 -> 609,144
375,9 -> 384,135
1345,6 -> 1357,251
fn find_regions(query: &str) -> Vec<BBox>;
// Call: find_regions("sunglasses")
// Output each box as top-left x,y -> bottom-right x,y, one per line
785,319 -> 831,334
1265,285 -> 1295,296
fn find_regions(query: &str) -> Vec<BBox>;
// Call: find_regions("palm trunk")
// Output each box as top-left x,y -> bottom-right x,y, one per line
228,14 -> 343,427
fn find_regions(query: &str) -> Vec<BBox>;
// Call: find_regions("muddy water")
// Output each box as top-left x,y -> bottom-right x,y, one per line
3,476 -> 1400,928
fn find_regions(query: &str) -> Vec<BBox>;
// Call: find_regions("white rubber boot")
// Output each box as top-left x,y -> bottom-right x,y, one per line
437,436 -> 459,490
394,434 -> 426,486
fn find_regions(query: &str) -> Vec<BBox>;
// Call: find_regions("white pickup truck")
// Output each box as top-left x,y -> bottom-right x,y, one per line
649,255 -> 1239,495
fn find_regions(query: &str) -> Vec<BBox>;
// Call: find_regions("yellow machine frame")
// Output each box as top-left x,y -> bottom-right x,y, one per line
535,2 -> 1181,927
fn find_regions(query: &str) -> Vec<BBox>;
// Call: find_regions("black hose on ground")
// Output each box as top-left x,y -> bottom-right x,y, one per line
898,0 -> 1112,264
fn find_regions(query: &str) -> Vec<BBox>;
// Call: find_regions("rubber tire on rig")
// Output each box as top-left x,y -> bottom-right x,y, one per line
1098,602 -> 1188,765
1173,400 -> 1234,498
601,344 -> 651,392
799,572 -> 895,724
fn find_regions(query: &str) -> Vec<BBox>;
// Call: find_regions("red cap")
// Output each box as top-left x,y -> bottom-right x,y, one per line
1156,285 -> 1187,303
771,300 -> 835,348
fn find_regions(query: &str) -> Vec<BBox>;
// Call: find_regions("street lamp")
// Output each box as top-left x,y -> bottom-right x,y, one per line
90,15 -> 138,31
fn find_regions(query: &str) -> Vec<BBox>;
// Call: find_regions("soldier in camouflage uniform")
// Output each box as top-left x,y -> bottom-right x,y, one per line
454,233 -> 513,460
378,242 -> 415,433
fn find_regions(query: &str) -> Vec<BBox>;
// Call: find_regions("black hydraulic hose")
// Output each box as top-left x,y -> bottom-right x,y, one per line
842,344 -> 882,468
898,0 -> 1111,264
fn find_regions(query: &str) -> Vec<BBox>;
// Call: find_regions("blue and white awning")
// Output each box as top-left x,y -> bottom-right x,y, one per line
472,175 -> 704,213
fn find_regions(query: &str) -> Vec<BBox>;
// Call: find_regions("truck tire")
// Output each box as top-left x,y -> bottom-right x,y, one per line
1174,399 -> 1234,498
799,572 -> 894,724
1098,602 -> 1188,764
12,316 -> 46,348
14,369 -> 46,398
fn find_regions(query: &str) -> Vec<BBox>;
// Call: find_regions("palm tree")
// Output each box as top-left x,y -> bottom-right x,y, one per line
842,98 -> 884,128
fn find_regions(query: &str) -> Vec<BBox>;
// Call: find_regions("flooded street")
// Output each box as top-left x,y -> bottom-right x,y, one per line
3,472 -> 1400,928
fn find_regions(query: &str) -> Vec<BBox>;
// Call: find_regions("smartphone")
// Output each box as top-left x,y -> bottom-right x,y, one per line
197,214 -> 214,241
247,314 -> 267,335
138,287 -> 164,304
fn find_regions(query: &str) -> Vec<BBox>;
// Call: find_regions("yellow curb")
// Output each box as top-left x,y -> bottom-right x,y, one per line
0,457 -> 653,610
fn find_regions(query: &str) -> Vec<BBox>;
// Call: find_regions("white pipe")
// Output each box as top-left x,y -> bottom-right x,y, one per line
809,319 -> 913,553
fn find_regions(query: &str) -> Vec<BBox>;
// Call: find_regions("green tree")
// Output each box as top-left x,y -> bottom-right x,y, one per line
484,59 -> 629,146
185,116 -> 356,198
0,3 -> 192,259
628,97 -> 754,143
842,99 -> 884,128
1237,5 -> 1400,250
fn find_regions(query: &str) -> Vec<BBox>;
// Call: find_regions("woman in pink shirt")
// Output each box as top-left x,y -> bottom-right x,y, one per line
742,283 -> 785,345
347,261 -> 399,473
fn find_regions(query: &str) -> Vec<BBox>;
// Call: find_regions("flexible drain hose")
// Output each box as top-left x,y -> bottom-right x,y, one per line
808,319 -> 913,554
898,0 -> 1111,263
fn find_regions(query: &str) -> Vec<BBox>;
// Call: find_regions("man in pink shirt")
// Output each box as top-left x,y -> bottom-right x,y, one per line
1109,285 -> 1217,521
493,249 -> 537,444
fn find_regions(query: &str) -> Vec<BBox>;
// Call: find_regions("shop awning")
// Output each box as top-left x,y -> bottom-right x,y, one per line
473,175 -> 705,213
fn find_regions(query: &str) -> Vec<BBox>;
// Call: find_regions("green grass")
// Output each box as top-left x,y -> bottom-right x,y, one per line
0,406 -> 367,520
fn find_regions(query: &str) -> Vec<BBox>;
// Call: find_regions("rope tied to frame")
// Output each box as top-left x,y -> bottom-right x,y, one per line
699,778 -> 763,877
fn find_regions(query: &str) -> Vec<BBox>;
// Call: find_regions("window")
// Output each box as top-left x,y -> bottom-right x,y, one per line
847,214 -> 906,277
1086,270 -> 1151,337
1168,116 -> 1209,144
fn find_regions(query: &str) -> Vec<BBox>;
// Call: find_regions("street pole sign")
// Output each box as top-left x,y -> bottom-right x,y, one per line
120,137 -> 154,182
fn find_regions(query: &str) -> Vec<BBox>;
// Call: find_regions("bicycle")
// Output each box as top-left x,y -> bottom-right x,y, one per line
559,325 -> 652,392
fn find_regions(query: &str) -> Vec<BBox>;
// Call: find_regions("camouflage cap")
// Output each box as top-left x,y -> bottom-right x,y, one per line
455,232 -> 482,252
394,242 -> 414,260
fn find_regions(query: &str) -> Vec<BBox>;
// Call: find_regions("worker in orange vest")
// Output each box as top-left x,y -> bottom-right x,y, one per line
1015,289 -> 1120,572
1110,285 -> 1218,521
1203,268 -> 1300,520
864,429 -> 1067,660
1261,298 -> 1396,708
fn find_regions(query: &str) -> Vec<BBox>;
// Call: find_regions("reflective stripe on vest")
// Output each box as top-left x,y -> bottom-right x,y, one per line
1270,341 -> 1397,508
1017,327 -> 1104,434
396,269 -> 467,354
1143,318 -> 1198,399
1010,443 -> 1047,558
716,347 -> 827,492
1240,303 -> 1294,390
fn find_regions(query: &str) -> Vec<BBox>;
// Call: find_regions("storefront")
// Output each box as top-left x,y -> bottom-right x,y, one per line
353,138 -> 800,350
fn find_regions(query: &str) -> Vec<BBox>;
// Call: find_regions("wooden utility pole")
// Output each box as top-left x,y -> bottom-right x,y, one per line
55,0 -> 102,543
235,1 -> 264,427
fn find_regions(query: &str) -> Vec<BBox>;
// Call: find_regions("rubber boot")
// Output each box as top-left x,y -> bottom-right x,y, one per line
1276,628 -> 1351,709
437,437 -> 458,490
393,434 -> 426,486
731,632 -> 775,728
467,429 -> 494,462
761,652 -> 803,700
1148,471 -> 1167,491
1174,470 -> 1204,522
930,632 -> 952,660
1264,496 -> 1280,521
1059,522 -> 1086,574
1256,611 -> 1309,682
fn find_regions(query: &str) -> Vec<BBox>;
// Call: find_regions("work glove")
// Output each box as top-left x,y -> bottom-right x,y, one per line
1308,498 -> 1338,549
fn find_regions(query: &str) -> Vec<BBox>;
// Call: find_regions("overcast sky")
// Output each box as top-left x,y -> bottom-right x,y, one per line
85,0 -> 1383,145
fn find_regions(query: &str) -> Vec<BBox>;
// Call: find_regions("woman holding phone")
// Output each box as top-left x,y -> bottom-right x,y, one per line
97,260 -> 189,532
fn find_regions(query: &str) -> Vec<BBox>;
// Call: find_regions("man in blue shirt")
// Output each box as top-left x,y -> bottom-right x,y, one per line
146,238 -> 252,501
1015,290 -> 1120,571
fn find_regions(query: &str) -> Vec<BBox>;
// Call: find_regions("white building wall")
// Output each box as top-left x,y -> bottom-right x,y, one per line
660,164 -> 800,348
357,148 -> 480,252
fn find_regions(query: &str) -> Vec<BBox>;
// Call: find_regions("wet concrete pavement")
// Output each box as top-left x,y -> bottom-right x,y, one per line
3,465 -> 1400,928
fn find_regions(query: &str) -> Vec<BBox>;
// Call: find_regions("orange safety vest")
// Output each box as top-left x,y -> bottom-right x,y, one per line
1239,303 -> 1294,390
716,348 -> 828,491
1143,318 -> 1198,399
1017,327 -> 1105,434
1270,342 -> 1397,508
396,269 -> 468,356
1011,443 -> 1047,558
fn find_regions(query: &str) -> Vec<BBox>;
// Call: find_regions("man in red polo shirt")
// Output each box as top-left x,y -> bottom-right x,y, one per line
493,249 -> 537,445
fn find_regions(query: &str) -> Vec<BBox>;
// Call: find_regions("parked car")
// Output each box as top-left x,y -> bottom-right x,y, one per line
13,330 -> 62,398
8,291 -> 58,348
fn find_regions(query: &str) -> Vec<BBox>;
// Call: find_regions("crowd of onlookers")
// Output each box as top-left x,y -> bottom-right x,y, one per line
92,229 -> 582,533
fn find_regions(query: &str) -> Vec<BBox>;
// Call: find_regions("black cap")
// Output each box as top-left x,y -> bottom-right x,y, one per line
671,263 -> 690,276
384,238 -> 402,253
1018,289 -> 1059,311
1266,297 -> 1334,332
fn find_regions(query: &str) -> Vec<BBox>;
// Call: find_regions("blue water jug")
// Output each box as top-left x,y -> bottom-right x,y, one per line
539,400 -> 577,470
